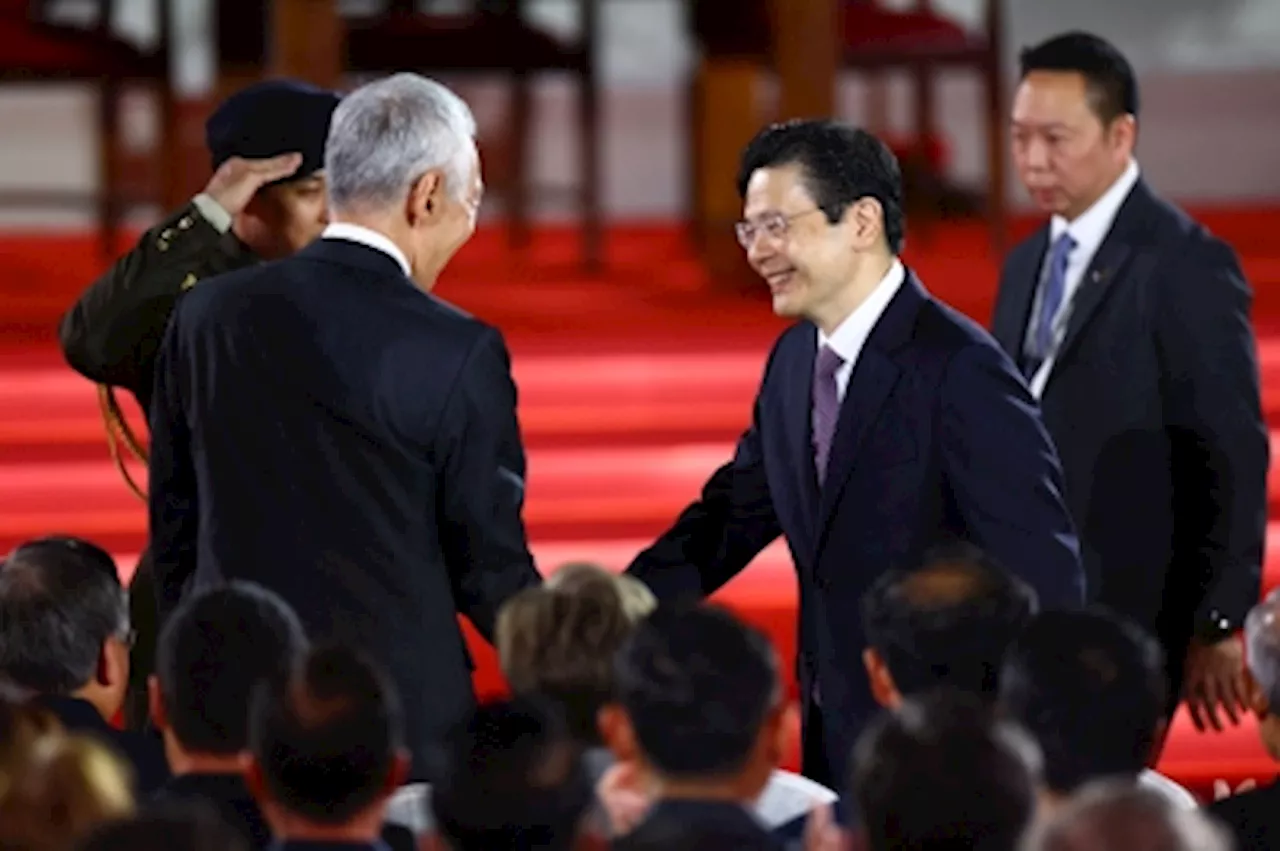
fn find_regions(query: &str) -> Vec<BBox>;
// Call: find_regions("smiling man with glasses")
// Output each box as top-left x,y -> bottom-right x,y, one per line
627,118 -> 1085,788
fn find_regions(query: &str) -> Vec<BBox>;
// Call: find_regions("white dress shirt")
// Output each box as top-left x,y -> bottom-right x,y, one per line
817,259 -> 906,401
321,221 -> 413,277
1023,159 -> 1140,397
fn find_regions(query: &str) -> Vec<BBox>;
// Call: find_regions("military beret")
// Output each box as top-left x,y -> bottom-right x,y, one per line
205,78 -> 342,184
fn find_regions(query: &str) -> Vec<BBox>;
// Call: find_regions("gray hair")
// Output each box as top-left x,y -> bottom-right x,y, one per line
1245,587 -> 1280,709
1024,780 -> 1232,851
0,540 -> 130,695
325,72 -> 477,212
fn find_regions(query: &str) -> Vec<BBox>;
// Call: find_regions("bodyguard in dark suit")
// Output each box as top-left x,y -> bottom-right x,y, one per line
148,73 -> 541,781
993,32 -> 1268,730
58,79 -> 340,730
627,120 -> 1085,787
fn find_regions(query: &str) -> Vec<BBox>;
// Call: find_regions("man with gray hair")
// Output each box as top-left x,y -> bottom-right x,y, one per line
1207,587 -> 1280,850
1027,781 -> 1232,851
147,72 -> 542,782
0,536 -> 168,792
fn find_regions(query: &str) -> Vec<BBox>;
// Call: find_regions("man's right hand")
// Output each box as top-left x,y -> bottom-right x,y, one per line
202,153 -> 303,217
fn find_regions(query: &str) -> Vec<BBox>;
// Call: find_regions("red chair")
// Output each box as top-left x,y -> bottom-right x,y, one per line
0,0 -> 177,256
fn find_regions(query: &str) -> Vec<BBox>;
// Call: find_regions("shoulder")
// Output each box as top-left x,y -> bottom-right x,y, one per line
1136,185 -> 1241,273
1001,226 -> 1049,277
914,292 -> 1008,363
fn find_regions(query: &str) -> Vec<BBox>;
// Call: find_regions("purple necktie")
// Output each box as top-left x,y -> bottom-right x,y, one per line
812,345 -> 845,486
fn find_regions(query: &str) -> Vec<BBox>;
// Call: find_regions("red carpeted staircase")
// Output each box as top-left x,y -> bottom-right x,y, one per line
2,214 -> 1279,799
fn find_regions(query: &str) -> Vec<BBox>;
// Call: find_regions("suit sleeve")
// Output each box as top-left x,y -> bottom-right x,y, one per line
59,200 -> 236,400
436,327 -> 542,641
1155,239 -> 1268,629
146,300 -> 200,625
626,387 -> 783,603
938,342 -> 1086,607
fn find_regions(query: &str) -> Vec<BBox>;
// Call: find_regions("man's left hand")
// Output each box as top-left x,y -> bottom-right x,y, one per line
1183,636 -> 1249,732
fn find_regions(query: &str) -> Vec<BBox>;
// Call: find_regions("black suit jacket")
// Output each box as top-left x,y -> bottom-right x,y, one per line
628,271 -> 1084,784
36,695 -> 169,793
991,178 -> 1268,688
1209,779 -> 1280,851
615,799 -> 784,851
147,238 -> 542,780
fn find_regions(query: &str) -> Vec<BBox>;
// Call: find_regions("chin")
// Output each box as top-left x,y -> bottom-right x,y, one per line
771,291 -> 806,319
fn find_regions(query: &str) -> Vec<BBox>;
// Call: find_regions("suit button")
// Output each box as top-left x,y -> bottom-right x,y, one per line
180,273 -> 197,291
177,216 -> 193,230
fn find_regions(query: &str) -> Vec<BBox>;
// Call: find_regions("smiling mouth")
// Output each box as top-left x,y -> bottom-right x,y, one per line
764,269 -> 796,291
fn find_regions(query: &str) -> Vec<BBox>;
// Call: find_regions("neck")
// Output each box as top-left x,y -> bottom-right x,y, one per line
1062,160 -> 1130,223
70,686 -> 113,722
269,811 -> 384,845
651,772 -> 764,806
813,253 -> 895,337
163,734 -> 245,777
331,210 -> 441,291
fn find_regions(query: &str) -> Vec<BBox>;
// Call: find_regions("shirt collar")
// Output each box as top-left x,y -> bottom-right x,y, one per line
1049,159 -> 1140,255
321,222 -> 412,277
817,258 -> 906,362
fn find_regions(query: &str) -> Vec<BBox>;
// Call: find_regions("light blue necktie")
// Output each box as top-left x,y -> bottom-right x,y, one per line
1025,232 -> 1077,376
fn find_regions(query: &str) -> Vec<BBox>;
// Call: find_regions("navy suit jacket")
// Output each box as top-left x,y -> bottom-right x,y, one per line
147,238 -> 542,781
991,178 -> 1268,697
628,271 -> 1084,784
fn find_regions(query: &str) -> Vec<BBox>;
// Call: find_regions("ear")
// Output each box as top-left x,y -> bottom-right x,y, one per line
863,647 -> 901,709
243,756 -> 270,806
383,748 -> 412,795
407,169 -> 446,227
96,639 -> 127,689
148,675 -> 168,732
1108,113 -> 1138,155
598,703 -> 639,761
762,699 -> 792,768
847,198 -> 885,251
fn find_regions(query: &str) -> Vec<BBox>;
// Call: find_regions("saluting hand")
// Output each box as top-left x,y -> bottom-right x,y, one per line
202,152 -> 304,216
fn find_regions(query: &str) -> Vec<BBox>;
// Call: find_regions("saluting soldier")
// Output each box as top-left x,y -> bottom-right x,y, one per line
58,79 -> 342,729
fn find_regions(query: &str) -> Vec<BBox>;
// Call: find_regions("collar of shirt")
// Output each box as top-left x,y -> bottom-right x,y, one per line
816,258 -> 906,365
1049,158 -> 1140,262
321,222 -> 412,277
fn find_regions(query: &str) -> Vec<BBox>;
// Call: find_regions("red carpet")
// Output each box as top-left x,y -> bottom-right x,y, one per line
3,208 -> 1280,797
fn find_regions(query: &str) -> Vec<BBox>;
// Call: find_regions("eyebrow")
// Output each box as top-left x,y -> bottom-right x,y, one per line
1011,120 -> 1072,132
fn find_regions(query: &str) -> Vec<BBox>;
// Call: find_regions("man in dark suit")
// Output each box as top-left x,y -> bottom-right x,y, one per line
59,79 -> 340,730
627,119 -> 1085,787
148,72 -> 542,781
992,32 -> 1268,732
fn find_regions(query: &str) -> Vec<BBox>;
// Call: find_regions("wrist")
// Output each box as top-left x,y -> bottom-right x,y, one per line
1193,609 -> 1239,644
192,193 -> 233,233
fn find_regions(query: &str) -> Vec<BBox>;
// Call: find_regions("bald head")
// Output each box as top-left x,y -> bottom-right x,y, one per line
1027,781 -> 1230,851
1245,588 -> 1280,710
861,545 -> 1038,700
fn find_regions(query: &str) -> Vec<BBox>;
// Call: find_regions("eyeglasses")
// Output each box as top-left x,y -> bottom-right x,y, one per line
734,208 -> 822,248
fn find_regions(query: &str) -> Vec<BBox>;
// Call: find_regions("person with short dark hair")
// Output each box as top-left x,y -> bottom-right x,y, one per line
999,608 -> 1195,810
861,543 -> 1038,705
992,30 -> 1267,735
852,689 -> 1042,851
603,605 -> 787,851
147,582 -> 308,847
0,536 -> 167,792
245,644 -> 409,848
426,697 -> 599,851
629,117 -> 1084,789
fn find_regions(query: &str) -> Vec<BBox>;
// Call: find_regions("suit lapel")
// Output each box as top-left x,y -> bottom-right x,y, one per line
814,274 -> 922,549
782,328 -> 821,541
1050,180 -> 1155,376
992,229 -> 1048,357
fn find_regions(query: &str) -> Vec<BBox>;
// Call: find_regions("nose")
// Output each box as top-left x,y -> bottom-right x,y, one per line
1022,137 -> 1052,172
746,231 -> 780,267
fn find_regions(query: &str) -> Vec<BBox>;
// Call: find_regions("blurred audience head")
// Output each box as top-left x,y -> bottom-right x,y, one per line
0,732 -> 135,851
853,689 -> 1042,851
608,604 -> 785,802
151,582 -> 308,769
74,801 -> 251,851
862,543 -> 1038,707
1024,780 -> 1231,851
1244,587 -> 1280,759
546,562 -> 657,622
735,119 -> 905,330
324,73 -> 481,288
246,644 -> 408,838
427,697 -> 598,851
1012,31 -> 1139,221
205,78 -> 341,258
498,566 -> 652,747
0,536 -> 132,720
999,608 -> 1167,800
